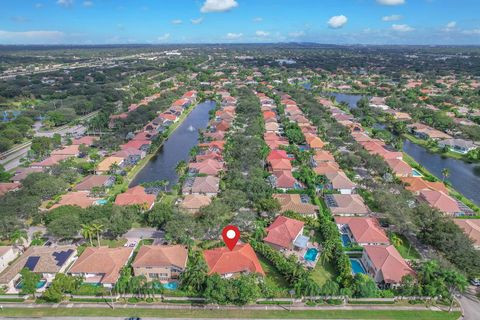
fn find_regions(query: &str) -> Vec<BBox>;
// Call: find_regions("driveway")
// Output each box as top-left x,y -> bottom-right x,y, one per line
459,286 -> 480,320
123,227 -> 165,247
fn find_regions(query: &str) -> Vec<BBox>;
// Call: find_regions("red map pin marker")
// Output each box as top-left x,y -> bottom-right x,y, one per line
222,225 -> 240,251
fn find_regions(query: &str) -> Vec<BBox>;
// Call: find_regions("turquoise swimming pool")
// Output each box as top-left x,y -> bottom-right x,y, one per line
350,258 -> 367,275
412,169 -> 423,177
15,279 -> 47,289
95,199 -> 108,205
304,248 -> 319,262
341,234 -> 351,247
154,281 -> 178,290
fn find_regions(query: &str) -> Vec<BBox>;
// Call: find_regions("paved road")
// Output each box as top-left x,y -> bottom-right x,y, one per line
459,286 -> 480,320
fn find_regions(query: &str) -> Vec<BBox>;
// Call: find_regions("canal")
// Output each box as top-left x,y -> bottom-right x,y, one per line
130,100 -> 216,189
320,92 -> 480,205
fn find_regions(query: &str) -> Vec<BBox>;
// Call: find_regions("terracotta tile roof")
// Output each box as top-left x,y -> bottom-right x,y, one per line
419,190 -> 461,215
96,156 -> 124,172
114,186 -> 156,209
179,194 -> 212,212
273,193 -> 318,215
313,162 -> 340,175
272,170 -> 296,189
186,176 -> 220,194
364,245 -> 415,284
325,171 -> 356,190
196,151 -> 224,162
264,216 -> 304,249
453,219 -> 480,247
72,136 -> 99,146
189,159 -> 224,176
400,177 -> 448,194
50,191 -> 100,209
267,150 -> 291,162
121,139 -> 151,151
203,244 -> 265,276
269,158 -> 292,171
51,145 -> 80,156
132,245 -> 188,270
385,159 -> 413,176
263,111 -> 277,120
304,134 -> 325,149
31,154 -> 70,167
313,150 -> 335,163
0,245 -> 76,285
0,182 -> 21,196
69,247 -> 133,284
335,217 -> 389,244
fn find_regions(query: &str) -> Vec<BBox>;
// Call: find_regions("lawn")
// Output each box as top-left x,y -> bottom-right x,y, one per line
0,308 -> 460,319
390,233 -> 421,260
310,260 -> 336,286
258,256 -> 290,293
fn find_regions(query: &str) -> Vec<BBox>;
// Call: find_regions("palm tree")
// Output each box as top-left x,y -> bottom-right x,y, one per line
390,234 -> 403,248
159,179 -> 169,192
80,224 -> 94,246
91,223 -> 104,247
109,162 -> 120,175
441,168 -> 450,182
175,160 -> 187,177
10,229 -> 28,246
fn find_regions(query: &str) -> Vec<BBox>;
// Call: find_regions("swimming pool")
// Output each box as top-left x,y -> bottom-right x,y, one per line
15,279 -> 47,289
163,282 -> 178,290
304,248 -> 319,262
349,258 -> 367,275
412,169 -> 423,177
95,199 -> 108,205
341,234 -> 352,247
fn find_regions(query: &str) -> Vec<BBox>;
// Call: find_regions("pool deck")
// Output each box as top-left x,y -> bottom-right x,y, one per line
283,243 -> 320,269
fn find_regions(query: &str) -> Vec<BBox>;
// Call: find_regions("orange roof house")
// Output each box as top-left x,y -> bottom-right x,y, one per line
0,182 -> 21,196
188,159 -> 224,176
362,245 -> 415,286
385,159 -> 413,177
179,194 -> 212,214
335,217 -> 390,245
50,191 -> 100,210
132,245 -> 188,281
304,134 -> 325,149
96,156 -> 124,174
400,177 -> 448,194
264,216 -> 304,250
203,244 -> 265,277
268,158 -> 292,172
453,219 -> 480,249
267,150 -> 291,162
114,186 -> 156,210
313,162 -> 340,175
51,145 -> 80,157
419,190 -> 462,216
69,247 -> 134,287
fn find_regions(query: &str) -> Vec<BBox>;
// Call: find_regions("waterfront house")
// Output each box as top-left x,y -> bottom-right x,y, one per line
264,216 -> 305,251
132,245 -> 188,282
50,191 -> 101,210
453,219 -> 480,249
438,138 -> 478,154
69,247 -> 134,288
324,171 -> 356,194
400,177 -> 448,195
203,244 -> 265,278
408,123 -> 452,141
113,148 -> 146,165
114,186 -> 156,210
385,159 -> 414,177
179,194 -> 212,214
188,159 -> 224,176
75,175 -> 115,193
335,217 -> 390,246
324,194 -> 369,216
418,190 -> 463,216
362,245 -> 415,288
182,176 -> 220,197
273,193 -> 318,217
0,246 -> 76,289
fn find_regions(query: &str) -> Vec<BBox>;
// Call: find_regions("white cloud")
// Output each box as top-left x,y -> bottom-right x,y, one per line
328,15 -> 348,29
0,30 -> 64,43
392,24 -> 415,32
253,17 -> 263,23
442,21 -> 457,32
225,32 -> 243,40
201,0 -> 238,13
288,31 -> 305,38
376,0 -> 405,5
382,14 -> 402,22
171,19 -> 183,24
462,29 -> 480,35
57,0 -> 74,7
83,1 -> 93,7
191,17 -> 204,24
255,30 -> 269,37
157,33 -> 171,41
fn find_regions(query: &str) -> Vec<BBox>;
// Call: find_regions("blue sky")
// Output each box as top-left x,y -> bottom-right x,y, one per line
1,0 -> 480,45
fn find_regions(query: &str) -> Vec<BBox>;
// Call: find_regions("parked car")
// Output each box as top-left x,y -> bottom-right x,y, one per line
470,278 -> 480,286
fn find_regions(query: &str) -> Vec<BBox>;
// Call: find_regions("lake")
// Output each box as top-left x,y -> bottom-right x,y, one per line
130,100 -> 216,189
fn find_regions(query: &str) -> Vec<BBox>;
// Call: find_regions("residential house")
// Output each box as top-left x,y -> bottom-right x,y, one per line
51,145 -> 80,157
438,139 -> 478,154
313,162 -> 340,175
69,247 -> 134,288
335,217 -> 390,246
453,219 -> 480,249
267,150 -> 291,163
10,167 -> 43,182
273,193 -> 318,217
188,159 -> 224,176
268,158 -> 292,172
182,176 -> 220,197
418,190 -> 463,216
408,123 -> 452,141
114,186 -> 156,210
263,216 -> 305,251
132,245 -> 188,282
30,155 -> 70,168
269,170 -> 298,191
75,175 -> 114,193
400,177 -> 448,195
203,244 -> 265,278
0,246 -> 76,289
50,191 -> 101,210
385,159 -> 413,177
96,156 -> 125,174
113,148 -> 146,166
324,171 -> 356,194
179,194 -> 212,214
304,134 -> 325,150
324,194 -> 369,216
0,182 -> 21,197
362,245 -> 415,288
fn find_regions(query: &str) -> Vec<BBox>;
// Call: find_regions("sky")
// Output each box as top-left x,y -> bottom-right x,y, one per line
1,0 -> 480,45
